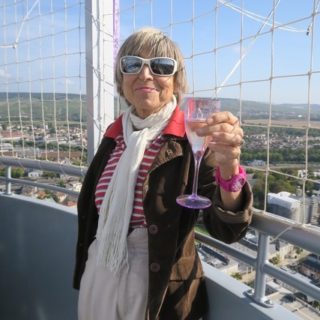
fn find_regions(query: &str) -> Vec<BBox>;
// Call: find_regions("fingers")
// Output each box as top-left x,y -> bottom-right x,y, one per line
197,111 -> 244,147
207,111 -> 239,126
208,143 -> 241,159
195,110 -> 244,166
207,131 -> 242,146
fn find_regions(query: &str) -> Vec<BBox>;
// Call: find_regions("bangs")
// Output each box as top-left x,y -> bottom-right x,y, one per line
122,31 -> 177,59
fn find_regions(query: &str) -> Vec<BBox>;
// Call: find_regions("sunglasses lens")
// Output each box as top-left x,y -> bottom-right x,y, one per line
150,58 -> 176,75
121,57 -> 143,74
121,56 -> 176,76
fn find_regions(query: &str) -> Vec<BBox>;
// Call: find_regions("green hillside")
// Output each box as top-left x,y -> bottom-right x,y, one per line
0,93 -> 320,123
0,92 -> 86,122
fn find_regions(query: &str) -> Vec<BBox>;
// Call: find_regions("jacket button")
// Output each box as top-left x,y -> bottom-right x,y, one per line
148,224 -> 158,235
150,262 -> 160,272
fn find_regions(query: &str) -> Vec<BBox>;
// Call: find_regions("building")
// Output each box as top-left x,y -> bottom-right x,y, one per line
299,254 -> 320,282
267,191 -> 319,224
28,170 -> 43,179
267,192 -> 302,221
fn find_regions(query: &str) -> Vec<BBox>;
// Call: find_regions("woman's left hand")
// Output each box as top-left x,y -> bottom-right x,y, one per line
197,111 -> 244,174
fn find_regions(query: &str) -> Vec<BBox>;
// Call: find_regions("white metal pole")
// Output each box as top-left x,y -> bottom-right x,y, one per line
85,0 -> 115,163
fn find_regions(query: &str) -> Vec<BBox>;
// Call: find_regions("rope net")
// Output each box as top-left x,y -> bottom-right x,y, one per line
0,0 -> 86,167
117,0 -> 320,228
0,0 -> 319,228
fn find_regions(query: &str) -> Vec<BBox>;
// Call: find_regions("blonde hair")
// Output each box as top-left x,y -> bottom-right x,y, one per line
114,27 -> 188,104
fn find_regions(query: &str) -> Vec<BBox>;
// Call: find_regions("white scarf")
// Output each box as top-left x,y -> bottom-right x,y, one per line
96,96 -> 176,272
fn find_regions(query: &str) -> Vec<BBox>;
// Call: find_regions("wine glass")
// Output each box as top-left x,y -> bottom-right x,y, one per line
176,97 -> 220,209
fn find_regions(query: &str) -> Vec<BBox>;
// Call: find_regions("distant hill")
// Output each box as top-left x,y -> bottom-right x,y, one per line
219,98 -> 320,121
0,92 -> 87,122
0,92 -> 84,101
0,92 -> 319,122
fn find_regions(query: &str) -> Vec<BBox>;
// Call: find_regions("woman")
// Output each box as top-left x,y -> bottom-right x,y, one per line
73,27 -> 253,320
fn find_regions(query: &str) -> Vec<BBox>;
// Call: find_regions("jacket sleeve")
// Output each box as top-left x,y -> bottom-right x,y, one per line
199,151 -> 253,244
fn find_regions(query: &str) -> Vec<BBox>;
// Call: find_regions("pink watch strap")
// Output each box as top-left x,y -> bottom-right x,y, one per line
215,165 -> 247,192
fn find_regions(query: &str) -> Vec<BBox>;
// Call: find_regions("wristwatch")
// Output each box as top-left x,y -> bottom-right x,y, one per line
215,166 -> 247,192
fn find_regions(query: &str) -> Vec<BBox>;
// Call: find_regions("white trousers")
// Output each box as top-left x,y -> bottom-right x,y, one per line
78,228 -> 149,320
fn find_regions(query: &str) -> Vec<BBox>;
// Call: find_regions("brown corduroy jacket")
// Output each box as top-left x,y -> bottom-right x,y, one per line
73,107 -> 253,320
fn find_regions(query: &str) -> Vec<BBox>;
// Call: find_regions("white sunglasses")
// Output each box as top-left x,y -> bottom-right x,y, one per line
120,56 -> 178,76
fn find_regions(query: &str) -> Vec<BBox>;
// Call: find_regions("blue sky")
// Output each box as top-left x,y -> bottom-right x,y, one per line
0,0 -> 85,95
0,0 -> 319,105
119,0 -> 320,104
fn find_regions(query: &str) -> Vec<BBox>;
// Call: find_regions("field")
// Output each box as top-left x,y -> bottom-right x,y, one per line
243,119 -> 320,129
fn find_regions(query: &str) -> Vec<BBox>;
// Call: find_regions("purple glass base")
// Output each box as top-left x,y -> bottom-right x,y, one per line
176,194 -> 212,209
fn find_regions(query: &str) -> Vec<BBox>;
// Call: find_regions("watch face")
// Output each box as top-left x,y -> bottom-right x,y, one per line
231,177 -> 246,192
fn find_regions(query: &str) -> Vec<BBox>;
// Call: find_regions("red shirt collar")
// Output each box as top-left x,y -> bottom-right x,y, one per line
104,106 -> 185,138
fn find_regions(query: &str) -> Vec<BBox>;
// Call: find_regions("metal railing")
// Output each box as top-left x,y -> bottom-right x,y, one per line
197,214 -> 320,307
0,157 -> 86,197
0,157 -> 320,309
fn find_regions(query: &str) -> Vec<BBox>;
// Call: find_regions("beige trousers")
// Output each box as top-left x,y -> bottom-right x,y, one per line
78,228 -> 149,320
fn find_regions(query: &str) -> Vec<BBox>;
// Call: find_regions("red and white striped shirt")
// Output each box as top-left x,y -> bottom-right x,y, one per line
95,133 -> 164,229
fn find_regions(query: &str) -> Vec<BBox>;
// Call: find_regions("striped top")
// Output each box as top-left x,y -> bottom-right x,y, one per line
95,133 -> 164,228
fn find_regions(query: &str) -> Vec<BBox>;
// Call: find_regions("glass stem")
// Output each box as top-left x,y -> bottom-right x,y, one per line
191,151 -> 203,197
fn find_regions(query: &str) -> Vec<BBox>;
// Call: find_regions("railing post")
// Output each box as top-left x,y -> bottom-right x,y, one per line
85,0 -> 115,164
5,166 -> 12,195
246,232 -> 274,308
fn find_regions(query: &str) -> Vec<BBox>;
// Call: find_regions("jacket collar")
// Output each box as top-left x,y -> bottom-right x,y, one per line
104,106 -> 185,138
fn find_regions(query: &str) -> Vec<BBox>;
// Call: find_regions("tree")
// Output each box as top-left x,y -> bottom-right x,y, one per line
11,167 -> 25,178
269,180 -> 295,194
58,180 -> 66,188
252,179 -> 266,210
231,272 -> 243,280
42,171 -> 58,178
269,254 -> 281,265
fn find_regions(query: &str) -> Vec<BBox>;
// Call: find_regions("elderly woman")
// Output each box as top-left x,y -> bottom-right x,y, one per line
73,27 -> 253,320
